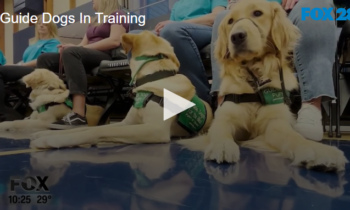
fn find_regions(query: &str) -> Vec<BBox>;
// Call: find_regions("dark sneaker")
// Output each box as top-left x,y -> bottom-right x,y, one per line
49,112 -> 88,130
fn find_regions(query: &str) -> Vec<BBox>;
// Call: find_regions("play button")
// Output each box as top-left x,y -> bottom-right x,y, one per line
163,89 -> 195,121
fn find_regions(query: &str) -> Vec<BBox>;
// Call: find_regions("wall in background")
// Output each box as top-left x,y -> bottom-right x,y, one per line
6,0 -> 172,63
4,0 -> 91,63
4,0 -> 14,64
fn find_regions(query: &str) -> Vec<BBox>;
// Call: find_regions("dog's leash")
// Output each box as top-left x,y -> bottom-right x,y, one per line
58,50 -> 64,79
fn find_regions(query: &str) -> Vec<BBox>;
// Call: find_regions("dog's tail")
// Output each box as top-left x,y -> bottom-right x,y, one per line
176,135 -> 209,152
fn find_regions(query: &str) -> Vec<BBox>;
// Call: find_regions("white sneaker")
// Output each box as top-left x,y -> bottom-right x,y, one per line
293,103 -> 323,141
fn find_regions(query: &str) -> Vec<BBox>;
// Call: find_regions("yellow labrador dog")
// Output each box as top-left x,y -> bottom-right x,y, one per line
180,0 -> 348,172
0,69 -> 103,132
29,31 -> 213,148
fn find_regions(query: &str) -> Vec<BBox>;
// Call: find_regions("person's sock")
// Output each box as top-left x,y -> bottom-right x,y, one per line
293,103 -> 323,141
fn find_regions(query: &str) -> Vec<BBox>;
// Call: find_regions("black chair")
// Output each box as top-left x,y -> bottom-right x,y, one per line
90,47 -> 131,125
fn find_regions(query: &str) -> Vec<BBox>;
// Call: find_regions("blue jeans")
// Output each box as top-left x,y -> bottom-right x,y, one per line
211,0 -> 336,102
128,22 -> 213,102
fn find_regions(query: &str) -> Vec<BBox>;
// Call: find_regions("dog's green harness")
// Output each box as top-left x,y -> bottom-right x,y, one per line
36,98 -> 73,113
222,63 -> 291,106
130,54 -> 207,134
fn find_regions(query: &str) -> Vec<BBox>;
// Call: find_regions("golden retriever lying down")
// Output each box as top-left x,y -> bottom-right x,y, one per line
179,0 -> 348,172
29,31 -> 213,148
0,69 -> 103,132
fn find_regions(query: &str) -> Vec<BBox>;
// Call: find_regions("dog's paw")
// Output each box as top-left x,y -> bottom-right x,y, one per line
31,132 -> 93,149
30,135 -> 64,149
29,102 -> 40,110
289,141 -> 348,172
204,140 -> 240,163
31,130 -> 55,140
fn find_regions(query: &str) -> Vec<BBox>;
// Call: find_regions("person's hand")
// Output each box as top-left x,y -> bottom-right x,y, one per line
57,43 -> 76,53
57,43 -> 76,49
154,20 -> 173,35
282,0 -> 298,11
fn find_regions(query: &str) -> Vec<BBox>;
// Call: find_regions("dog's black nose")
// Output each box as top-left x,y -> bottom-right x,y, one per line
231,31 -> 247,45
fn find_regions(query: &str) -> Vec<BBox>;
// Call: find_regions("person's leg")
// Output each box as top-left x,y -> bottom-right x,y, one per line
36,52 -> 60,71
210,10 -> 230,101
288,0 -> 336,141
0,66 -> 35,122
160,22 -> 212,102
48,47 -> 112,129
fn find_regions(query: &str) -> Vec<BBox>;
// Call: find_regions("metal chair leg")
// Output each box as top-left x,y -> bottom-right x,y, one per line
97,77 -> 125,125
335,61 -> 341,137
328,100 -> 333,137
328,60 -> 338,138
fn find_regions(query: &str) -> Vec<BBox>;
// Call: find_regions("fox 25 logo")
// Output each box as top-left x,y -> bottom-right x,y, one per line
301,8 -> 350,21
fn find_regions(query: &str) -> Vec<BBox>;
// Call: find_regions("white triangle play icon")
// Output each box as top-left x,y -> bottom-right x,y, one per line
163,89 -> 195,121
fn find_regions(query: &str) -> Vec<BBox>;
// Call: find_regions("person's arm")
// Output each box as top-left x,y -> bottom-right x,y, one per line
169,7 -> 176,21
21,59 -> 36,67
183,6 -> 226,26
227,0 -> 239,10
78,34 -> 89,46
22,39 -> 61,67
0,50 -> 6,65
83,24 -> 126,51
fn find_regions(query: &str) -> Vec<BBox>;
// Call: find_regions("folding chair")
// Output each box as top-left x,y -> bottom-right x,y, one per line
329,20 -> 350,137
90,47 -> 131,125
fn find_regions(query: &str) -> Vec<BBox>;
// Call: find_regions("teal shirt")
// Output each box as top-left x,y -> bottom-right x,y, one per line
0,49 -> 6,65
170,0 -> 227,21
23,39 -> 60,63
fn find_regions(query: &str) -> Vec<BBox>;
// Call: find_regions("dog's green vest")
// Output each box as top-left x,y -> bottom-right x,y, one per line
133,91 -> 207,134
261,87 -> 290,105
37,99 -> 73,113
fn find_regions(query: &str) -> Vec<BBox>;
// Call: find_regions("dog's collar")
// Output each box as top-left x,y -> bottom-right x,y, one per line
238,57 -> 272,89
37,98 -> 73,113
129,54 -> 169,86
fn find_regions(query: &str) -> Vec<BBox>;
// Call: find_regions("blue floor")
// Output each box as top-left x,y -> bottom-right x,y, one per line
0,138 -> 349,210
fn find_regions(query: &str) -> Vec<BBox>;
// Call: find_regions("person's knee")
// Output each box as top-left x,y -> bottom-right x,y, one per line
160,23 -> 186,41
37,53 -> 55,68
292,0 -> 335,33
214,10 -> 230,29
61,47 -> 83,60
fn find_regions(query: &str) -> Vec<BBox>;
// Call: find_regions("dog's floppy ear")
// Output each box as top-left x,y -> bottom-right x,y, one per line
214,16 -> 230,62
47,83 -> 66,91
121,33 -> 137,54
21,73 -> 38,88
59,83 -> 67,90
270,2 -> 300,53
140,32 -> 181,68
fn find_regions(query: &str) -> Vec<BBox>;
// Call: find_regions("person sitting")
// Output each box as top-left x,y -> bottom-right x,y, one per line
0,49 -> 6,66
210,0 -> 336,141
37,0 -> 129,130
128,0 -> 227,103
0,15 -> 60,122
